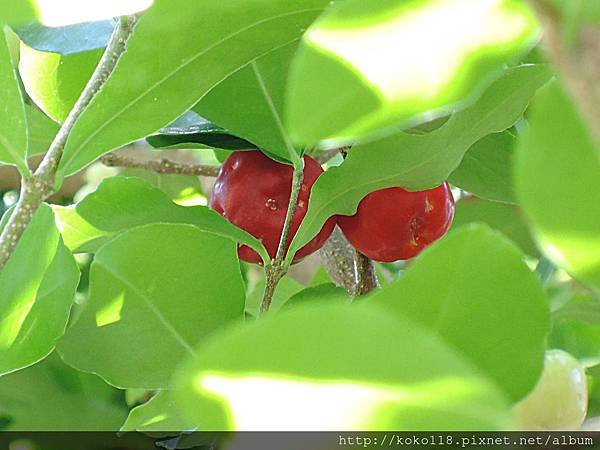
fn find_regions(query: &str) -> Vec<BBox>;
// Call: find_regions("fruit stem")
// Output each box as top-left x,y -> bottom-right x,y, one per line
260,164 -> 304,314
0,14 -> 140,272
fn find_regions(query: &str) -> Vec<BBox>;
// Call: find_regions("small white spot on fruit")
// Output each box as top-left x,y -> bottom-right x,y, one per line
301,184 -> 308,192
298,200 -> 305,208
425,196 -> 434,213
265,198 -> 278,210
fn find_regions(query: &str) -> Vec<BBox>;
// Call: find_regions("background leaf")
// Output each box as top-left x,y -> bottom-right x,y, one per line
0,29 -> 27,172
285,0 -> 539,145
26,103 -> 59,156
174,303 -> 512,430
449,130 -> 517,203
0,204 -> 78,376
287,65 -> 549,260
58,223 -> 245,388
370,224 -> 549,401
516,82 -> 600,290
0,0 -> 38,25
58,0 -> 332,177
0,353 -> 127,430
451,197 -> 539,257
194,42 -> 298,161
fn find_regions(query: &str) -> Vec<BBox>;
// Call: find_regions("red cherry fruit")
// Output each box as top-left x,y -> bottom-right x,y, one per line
210,150 -> 336,264
337,183 -> 454,262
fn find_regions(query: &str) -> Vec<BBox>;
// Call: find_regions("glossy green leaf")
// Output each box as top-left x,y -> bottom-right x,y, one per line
516,82 -> 600,290
194,42 -> 298,161
52,205 -> 109,253
26,103 -> 59,156
14,20 -> 114,55
174,303 -> 512,430
58,0 -> 332,177
19,43 -> 102,123
0,204 -> 78,375
449,131 -> 517,203
147,111 -> 257,151
285,0 -> 539,145
58,223 -> 245,388
0,28 -> 28,172
287,65 -> 550,261
0,354 -> 127,430
370,224 -> 549,401
58,176 -> 268,261
451,197 -> 539,257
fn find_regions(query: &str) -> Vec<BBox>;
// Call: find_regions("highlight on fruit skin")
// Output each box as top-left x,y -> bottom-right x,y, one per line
210,150 -> 336,264
337,182 -> 455,262
513,349 -> 588,431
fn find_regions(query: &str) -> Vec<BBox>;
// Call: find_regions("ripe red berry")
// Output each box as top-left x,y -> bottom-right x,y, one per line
337,183 -> 454,262
210,150 -> 336,264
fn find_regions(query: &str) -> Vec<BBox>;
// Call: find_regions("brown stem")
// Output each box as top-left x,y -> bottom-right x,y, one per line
100,152 -> 221,177
319,227 -> 379,297
0,15 -> 140,271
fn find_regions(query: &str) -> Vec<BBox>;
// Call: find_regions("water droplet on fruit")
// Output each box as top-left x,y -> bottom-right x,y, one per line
425,196 -> 434,213
265,198 -> 278,210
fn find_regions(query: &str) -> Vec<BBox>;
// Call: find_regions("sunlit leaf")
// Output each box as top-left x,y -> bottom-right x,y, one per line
58,0 -> 332,177
122,391 -> 194,433
287,65 -> 549,261
370,224 -> 549,401
58,223 -> 245,388
19,42 -> 102,123
174,303 -> 512,430
286,0 -> 539,145
26,103 -> 59,156
0,204 -> 79,376
0,28 -> 28,172
516,82 -> 600,290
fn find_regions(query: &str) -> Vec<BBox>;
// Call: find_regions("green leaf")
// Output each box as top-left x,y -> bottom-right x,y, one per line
58,0 -> 332,177
516,82 -> 600,291
26,103 -> 59,157
122,391 -> 194,433
0,204 -> 79,376
174,303 -> 512,430
194,42 -> 298,162
282,282 -> 350,309
52,205 -> 109,253
147,111 -> 257,151
449,131 -> 517,203
14,20 -> 114,55
370,224 -> 549,401
287,65 -> 550,261
451,197 -> 539,257
19,43 -> 102,123
549,292 -> 600,365
285,0 -> 539,145
57,223 -> 245,389
60,176 -> 268,262
0,353 -> 127,430
0,28 -> 28,172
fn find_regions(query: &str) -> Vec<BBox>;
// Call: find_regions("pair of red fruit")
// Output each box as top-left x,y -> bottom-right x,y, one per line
210,151 -> 455,265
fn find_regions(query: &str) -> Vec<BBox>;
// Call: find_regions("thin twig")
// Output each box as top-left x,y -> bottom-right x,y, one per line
0,15 -> 140,271
260,165 -> 304,314
101,152 -> 221,177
